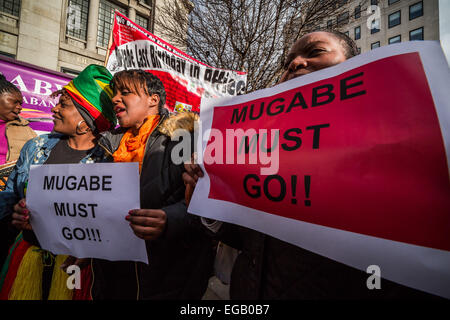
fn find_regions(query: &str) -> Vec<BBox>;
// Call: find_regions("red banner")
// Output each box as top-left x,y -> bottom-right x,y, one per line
107,12 -> 247,112
189,42 -> 450,298
204,52 -> 450,252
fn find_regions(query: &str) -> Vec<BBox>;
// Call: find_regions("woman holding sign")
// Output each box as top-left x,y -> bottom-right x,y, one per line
90,70 -> 213,300
0,65 -> 116,300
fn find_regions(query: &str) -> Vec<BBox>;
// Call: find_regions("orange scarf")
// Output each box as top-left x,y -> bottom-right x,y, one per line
112,115 -> 160,172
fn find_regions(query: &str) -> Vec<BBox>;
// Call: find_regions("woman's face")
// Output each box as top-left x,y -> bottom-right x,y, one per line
0,91 -> 23,121
51,94 -> 85,136
280,32 -> 348,83
112,85 -> 159,130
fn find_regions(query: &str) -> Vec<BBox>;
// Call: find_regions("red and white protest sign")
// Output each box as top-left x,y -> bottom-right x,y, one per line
106,11 -> 247,112
188,41 -> 450,298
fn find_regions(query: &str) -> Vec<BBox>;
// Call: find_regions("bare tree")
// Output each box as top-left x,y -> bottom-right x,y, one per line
156,0 -> 366,92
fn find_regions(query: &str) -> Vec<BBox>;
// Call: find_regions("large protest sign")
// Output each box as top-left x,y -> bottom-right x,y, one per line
188,41 -> 450,298
106,11 -> 247,113
0,55 -> 73,134
26,162 -> 148,263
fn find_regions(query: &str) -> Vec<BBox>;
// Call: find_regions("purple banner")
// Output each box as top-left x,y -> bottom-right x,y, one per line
0,56 -> 73,133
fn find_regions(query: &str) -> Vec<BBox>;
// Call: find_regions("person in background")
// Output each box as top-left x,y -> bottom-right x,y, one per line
0,74 -> 36,167
0,74 -> 36,272
0,65 -> 116,300
183,30 -> 437,299
90,70 -> 214,300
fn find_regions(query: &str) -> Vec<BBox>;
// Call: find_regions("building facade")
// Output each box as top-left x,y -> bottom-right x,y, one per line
330,0 -> 439,54
0,0 -> 188,75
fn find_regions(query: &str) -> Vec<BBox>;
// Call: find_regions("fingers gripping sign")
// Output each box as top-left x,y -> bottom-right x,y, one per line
126,209 -> 167,240
12,198 -> 33,231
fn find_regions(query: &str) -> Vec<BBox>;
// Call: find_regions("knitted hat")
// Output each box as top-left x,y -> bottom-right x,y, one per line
64,64 -> 116,132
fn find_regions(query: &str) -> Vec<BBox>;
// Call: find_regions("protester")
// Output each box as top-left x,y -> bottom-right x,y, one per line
183,30 -> 436,299
0,74 -> 36,167
90,69 -> 213,300
0,74 -> 37,273
0,64 -> 116,300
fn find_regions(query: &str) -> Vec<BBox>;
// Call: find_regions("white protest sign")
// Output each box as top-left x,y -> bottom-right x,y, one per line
27,162 -> 148,264
189,41 -> 450,298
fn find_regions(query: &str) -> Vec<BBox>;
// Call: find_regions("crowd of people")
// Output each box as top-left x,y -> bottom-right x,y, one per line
0,30 -> 439,300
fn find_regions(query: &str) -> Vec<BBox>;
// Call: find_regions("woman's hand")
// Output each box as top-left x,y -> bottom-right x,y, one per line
183,154 -> 204,205
126,209 -> 167,241
11,199 -> 32,231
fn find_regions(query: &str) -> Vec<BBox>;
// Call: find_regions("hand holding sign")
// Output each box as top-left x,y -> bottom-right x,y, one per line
126,209 -> 167,241
27,162 -> 148,263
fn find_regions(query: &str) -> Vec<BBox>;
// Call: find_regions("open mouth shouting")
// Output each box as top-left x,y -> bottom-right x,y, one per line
114,106 -> 126,118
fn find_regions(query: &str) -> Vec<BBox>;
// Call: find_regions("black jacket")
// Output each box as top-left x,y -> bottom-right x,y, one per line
91,110 -> 214,300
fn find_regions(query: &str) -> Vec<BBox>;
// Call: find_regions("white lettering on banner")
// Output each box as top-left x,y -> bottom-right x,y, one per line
9,75 -> 62,95
109,41 -> 246,97
33,79 -> 53,95
27,162 -> 148,263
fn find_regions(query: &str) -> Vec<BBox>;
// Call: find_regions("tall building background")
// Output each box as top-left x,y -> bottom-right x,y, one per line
330,0 -> 443,56
0,0 -> 190,75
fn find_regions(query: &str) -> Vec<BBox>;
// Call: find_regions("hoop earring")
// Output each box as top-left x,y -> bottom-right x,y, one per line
76,120 -> 89,135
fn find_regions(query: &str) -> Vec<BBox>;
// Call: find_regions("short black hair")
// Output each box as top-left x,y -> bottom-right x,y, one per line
0,73 -> 21,96
323,29 -> 359,58
111,69 -> 166,112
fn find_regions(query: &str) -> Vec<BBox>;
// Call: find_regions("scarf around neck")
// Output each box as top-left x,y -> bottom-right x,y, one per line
112,114 -> 160,172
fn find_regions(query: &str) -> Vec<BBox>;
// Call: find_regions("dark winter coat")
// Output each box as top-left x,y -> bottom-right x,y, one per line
216,223 -> 438,300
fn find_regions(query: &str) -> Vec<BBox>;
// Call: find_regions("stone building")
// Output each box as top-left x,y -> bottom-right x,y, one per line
330,0 -> 440,54
0,0 -> 190,75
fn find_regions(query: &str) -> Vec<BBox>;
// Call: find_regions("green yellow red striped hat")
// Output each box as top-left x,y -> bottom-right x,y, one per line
64,64 -> 116,132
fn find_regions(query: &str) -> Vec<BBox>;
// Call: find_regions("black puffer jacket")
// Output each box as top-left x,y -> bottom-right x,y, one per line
91,110 -> 214,300
216,223 -> 438,300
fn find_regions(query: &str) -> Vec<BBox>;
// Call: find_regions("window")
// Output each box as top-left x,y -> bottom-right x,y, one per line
61,67 -> 81,77
66,0 -> 89,41
388,0 -> 400,5
0,0 -> 21,16
0,51 -> 15,59
410,27 -> 424,41
409,1 -> 423,20
135,14 -> 149,31
354,5 -> 361,19
97,0 -> 126,48
370,0 -> 378,5
371,41 -> 380,49
388,35 -> 401,44
337,11 -> 349,27
388,11 -> 401,28
354,26 -> 361,40
327,19 -> 333,29
357,47 -> 361,54
370,19 -> 380,34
